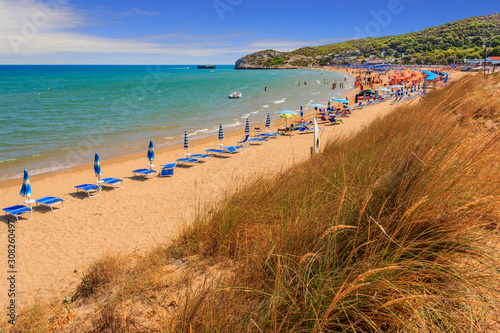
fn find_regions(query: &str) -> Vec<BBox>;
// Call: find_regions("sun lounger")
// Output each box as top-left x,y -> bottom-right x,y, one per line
176,157 -> 199,166
206,146 -> 240,157
132,168 -> 157,180
248,137 -> 266,144
190,154 -> 212,162
224,146 -> 241,153
206,148 -> 227,157
98,177 -> 124,189
75,183 -> 101,198
35,196 -> 65,212
3,204 -> 32,222
160,162 -> 177,177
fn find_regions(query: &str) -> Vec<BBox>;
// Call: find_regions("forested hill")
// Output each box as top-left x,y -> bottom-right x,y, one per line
235,14 -> 500,69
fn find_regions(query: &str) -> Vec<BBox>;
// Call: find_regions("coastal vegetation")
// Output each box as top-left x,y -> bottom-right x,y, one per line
3,73 -> 500,332
235,14 -> 500,68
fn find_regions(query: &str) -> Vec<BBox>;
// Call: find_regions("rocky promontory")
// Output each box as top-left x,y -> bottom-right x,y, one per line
234,49 -> 318,69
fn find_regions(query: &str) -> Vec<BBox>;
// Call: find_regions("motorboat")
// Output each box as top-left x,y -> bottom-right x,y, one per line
228,91 -> 242,99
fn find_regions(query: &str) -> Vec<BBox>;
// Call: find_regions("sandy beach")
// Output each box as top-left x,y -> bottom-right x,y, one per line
0,70 -> 460,308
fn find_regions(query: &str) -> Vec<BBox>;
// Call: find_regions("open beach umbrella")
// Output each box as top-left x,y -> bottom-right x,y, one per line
280,113 -> 293,127
245,118 -> 250,134
389,85 -> 402,89
20,169 -> 32,201
184,131 -> 189,155
147,140 -> 155,167
94,152 -> 101,181
377,88 -> 390,92
310,104 -> 325,108
218,123 -> 224,146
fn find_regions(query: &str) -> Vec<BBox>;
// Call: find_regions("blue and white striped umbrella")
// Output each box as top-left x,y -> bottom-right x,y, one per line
265,113 -> 271,128
19,169 -> 31,199
184,131 -> 189,155
245,118 -> 250,134
94,152 -> 101,180
218,123 -> 224,145
147,140 -> 155,163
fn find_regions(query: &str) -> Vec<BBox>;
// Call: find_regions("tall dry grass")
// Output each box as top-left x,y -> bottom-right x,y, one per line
3,74 -> 500,332
167,74 -> 500,332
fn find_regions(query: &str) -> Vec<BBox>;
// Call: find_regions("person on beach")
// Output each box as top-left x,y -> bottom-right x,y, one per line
265,86 -> 267,92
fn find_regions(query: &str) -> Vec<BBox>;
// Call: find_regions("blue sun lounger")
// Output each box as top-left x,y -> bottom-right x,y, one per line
3,205 -> 32,222
132,168 -> 157,180
206,148 -> 227,157
99,177 -> 124,190
176,157 -> 199,166
160,162 -> 177,177
225,146 -> 242,153
190,154 -> 212,162
35,196 -> 65,212
75,184 -> 101,198
248,137 -> 266,144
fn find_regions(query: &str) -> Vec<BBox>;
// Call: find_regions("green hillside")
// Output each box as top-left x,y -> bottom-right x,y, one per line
235,14 -> 500,68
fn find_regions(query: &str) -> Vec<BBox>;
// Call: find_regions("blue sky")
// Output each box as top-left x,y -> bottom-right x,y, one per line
0,0 -> 497,64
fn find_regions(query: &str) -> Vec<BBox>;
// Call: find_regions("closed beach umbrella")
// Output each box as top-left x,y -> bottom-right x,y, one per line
355,94 -> 358,103
313,118 -> 320,154
218,123 -> 224,146
265,113 -> 271,129
20,169 -> 32,200
94,152 -> 101,181
184,131 -> 189,155
147,140 -> 155,167
328,101 -> 331,108
245,118 -> 250,134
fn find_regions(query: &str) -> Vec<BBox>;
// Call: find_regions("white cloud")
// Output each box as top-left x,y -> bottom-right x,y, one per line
116,8 -> 161,19
0,0 -> 347,64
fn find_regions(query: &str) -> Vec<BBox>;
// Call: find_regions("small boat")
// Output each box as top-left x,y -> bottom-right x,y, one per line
228,91 -> 242,99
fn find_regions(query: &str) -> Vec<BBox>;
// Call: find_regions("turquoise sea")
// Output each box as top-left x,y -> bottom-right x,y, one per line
0,65 -> 353,181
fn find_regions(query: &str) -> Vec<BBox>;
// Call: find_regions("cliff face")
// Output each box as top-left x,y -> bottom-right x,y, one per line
234,49 -> 318,69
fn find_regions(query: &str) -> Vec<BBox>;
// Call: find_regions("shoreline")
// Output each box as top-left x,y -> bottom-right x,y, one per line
0,68 -> 405,307
0,67 -> 352,183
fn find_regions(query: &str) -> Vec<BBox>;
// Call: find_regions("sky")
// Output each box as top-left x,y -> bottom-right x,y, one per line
0,0 -> 498,65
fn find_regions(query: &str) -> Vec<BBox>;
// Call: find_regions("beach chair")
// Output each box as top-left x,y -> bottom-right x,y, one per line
224,146 -> 241,153
160,162 -> 177,177
206,146 -> 240,157
3,205 -> 32,222
189,154 -> 212,162
35,196 -> 65,212
75,184 -> 101,198
237,134 -> 250,146
248,137 -> 266,145
99,177 -> 124,190
132,168 -> 157,180
206,148 -> 227,157
176,157 -> 199,167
